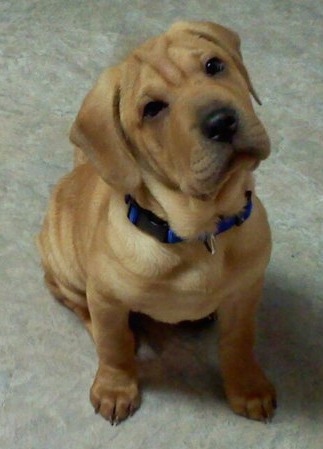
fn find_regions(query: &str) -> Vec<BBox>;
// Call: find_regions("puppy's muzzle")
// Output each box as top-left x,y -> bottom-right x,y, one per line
200,107 -> 238,143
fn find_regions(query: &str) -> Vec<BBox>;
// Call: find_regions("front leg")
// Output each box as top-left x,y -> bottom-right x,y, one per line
87,280 -> 140,424
218,277 -> 276,421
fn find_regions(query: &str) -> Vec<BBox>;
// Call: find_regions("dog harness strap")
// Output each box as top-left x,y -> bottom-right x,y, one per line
125,191 -> 252,246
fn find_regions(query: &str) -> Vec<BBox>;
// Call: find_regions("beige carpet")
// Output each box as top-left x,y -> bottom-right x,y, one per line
1,1 -> 323,448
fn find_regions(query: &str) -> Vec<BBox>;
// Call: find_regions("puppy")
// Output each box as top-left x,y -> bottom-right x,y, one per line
38,21 -> 276,424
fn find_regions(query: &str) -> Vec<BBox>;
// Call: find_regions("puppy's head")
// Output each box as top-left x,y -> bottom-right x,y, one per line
70,21 -> 270,199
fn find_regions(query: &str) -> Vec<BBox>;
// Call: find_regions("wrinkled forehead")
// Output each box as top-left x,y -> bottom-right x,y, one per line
133,34 -> 202,86
120,31 -> 229,101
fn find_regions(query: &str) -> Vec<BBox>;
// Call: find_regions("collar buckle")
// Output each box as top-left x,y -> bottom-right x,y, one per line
126,195 -> 182,244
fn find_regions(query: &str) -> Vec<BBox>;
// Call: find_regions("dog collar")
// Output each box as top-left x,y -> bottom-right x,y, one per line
125,191 -> 253,253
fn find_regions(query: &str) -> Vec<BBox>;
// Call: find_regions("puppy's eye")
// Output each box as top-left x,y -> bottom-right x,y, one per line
205,57 -> 225,76
143,101 -> 168,118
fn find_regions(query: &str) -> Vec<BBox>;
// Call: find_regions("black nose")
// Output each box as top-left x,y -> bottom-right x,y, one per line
201,107 -> 238,143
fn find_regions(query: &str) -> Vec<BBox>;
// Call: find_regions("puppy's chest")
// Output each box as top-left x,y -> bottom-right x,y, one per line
115,249 -> 234,323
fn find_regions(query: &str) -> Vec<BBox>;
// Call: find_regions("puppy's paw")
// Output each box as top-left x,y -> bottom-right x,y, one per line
90,366 -> 141,425
225,367 -> 277,422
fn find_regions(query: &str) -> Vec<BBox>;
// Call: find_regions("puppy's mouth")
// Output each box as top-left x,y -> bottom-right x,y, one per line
188,105 -> 270,197
226,151 -> 260,174
215,151 -> 259,189
219,138 -> 271,181
184,110 -> 270,194
185,149 -> 261,200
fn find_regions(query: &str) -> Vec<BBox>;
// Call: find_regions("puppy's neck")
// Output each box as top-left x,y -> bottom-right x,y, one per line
131,169 -> 255,240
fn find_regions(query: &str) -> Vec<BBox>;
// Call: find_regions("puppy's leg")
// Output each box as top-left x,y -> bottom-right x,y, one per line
218,277 -> 276,421
87,280 -> 140,424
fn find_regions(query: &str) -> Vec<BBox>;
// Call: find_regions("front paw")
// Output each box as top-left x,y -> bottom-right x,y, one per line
90,365 -> 141,425
224,365 -> 277,422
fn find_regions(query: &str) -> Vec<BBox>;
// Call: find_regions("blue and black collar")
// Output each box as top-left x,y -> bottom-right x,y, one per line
125,190 -> 253,253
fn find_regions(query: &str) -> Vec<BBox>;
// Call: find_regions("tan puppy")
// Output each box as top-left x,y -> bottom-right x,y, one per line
38,21 -> 276,424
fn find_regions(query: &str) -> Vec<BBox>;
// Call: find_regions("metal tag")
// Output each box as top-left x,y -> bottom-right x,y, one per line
204,234 -> 216,255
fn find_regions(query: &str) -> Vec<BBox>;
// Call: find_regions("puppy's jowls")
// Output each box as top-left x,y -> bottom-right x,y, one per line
38,21 -> 276,424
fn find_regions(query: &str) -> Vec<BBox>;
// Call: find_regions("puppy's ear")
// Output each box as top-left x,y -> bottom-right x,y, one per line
170,21 -> 262,105
70,66 -> 141,191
